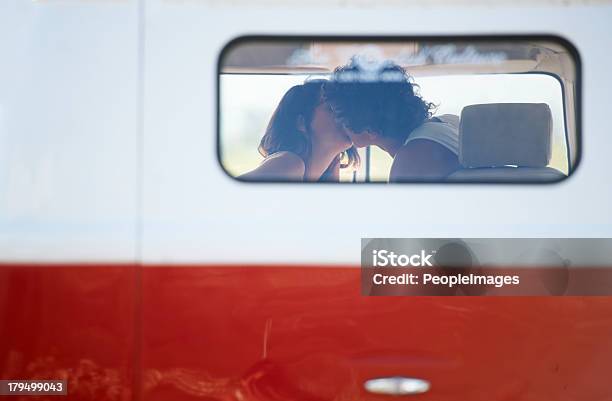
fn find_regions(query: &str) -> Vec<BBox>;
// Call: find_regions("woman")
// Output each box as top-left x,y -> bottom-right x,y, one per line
239,80 -> 359,182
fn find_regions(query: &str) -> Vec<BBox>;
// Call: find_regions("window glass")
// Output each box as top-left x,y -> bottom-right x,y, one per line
218,38 -> 578,183
221,73 -> 567,182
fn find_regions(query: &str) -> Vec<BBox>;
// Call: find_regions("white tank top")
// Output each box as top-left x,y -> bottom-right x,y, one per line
404,114 -> 460,155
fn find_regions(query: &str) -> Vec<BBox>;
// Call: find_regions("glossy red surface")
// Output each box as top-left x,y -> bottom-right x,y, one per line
0,265 -> 137,401
2,264 -> 612,400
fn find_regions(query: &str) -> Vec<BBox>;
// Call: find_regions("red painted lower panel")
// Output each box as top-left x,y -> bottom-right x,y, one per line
140,266 -> 612,401
2,264 -> 612,401
0,265 -> 137,401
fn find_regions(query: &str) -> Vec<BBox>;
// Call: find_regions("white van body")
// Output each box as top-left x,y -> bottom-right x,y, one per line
1,1 -> 611,265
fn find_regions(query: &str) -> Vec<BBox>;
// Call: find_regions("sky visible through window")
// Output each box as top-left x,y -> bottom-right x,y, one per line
220,73 -> 568,181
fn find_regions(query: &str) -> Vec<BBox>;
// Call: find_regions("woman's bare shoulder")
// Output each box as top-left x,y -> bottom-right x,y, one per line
261,151 -> 306,175
238,151 -> 305,181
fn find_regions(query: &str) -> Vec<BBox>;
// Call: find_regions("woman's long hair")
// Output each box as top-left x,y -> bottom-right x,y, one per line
258,80 -> 360,170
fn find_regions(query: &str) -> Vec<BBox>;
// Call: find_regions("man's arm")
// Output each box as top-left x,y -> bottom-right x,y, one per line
389,139 -> 461,182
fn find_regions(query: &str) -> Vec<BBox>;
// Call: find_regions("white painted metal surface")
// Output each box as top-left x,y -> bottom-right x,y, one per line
1,1 -> 611,264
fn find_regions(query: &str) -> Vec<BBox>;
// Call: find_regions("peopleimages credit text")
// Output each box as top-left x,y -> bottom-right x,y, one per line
370,249 -> 520,289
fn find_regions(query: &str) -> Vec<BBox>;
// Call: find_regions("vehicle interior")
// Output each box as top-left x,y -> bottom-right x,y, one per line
219,39 -> 578,183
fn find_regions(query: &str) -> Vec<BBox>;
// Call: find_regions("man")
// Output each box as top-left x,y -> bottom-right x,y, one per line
324,59 -> 461,182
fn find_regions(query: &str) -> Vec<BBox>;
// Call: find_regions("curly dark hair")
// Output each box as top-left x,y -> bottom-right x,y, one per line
324,59 -> 436,142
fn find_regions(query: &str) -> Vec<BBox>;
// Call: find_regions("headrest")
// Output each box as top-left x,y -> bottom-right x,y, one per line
459,103 -> 553,168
